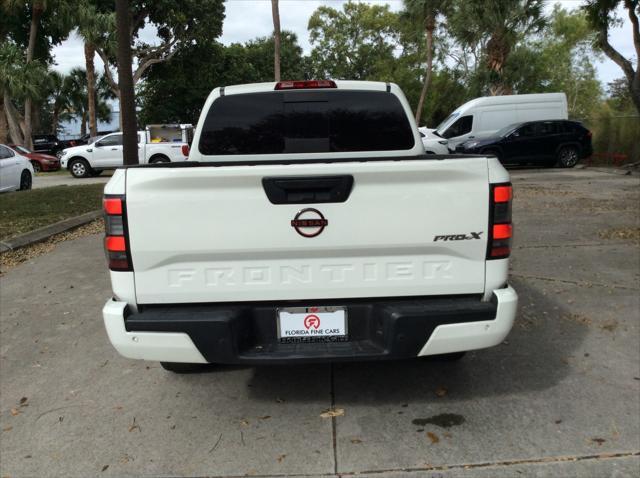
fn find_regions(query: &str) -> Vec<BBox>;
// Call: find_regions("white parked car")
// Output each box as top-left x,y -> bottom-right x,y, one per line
422,93 -> 568,153
60,128 -> 191,178
419,127 -> 449,154
0,144 -> 34,192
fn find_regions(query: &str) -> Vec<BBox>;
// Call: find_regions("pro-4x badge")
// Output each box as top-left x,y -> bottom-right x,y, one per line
433,232 -> 483,242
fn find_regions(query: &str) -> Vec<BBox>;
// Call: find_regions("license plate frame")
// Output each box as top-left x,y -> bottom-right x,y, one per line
277,306 -> 348,342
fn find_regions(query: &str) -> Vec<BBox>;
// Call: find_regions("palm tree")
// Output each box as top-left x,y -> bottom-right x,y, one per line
63,68 -> 112,136
404,0 -> 449,125
0,41 -> 46,145
22,0 -> 47,148
47,71 -> 72,134
77,1 -> 113,138
450,0 -> 545,95
271,0 -> 282,81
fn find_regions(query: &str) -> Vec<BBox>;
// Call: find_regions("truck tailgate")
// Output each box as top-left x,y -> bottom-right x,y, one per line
125,158 -> 489,304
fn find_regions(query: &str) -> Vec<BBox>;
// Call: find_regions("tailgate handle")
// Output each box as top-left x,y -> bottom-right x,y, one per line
262,175 -> 354,204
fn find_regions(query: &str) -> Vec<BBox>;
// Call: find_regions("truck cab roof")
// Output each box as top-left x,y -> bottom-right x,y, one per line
189,80 -> 425,163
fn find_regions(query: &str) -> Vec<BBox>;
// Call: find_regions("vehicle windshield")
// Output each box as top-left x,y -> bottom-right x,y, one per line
15,146 -> 31,154
434,112 -> 459,135
496,123 -> 522,137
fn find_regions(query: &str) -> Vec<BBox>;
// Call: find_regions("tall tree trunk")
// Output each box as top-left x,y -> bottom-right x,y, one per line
271,0 -> 281,81
80,111 -> 87,137
415,17 -> 435,125
24,2 -> 45,149
486,30 -> 511,96
0,92 -> 7,143
115,0 -> 138,165
85,41 -> 98,138
4,93 -> 25,144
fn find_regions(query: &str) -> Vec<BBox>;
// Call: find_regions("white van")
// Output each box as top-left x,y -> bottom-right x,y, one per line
422,93 -> 568,153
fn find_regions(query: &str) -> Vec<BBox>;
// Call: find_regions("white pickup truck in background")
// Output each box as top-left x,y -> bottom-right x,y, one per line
101,80 -> 517,373
60,124 -> 192,178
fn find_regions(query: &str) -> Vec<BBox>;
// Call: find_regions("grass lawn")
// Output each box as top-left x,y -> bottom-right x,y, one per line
0,184 -> 104,241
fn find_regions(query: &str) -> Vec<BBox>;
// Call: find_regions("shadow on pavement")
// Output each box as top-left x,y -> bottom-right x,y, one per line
244,276 -> 587,404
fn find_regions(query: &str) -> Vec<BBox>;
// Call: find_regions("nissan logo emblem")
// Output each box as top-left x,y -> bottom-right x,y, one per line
291,208 -> 328,238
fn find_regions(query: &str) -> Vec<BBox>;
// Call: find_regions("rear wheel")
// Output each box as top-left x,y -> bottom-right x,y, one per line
69,158 -> 92,178
149,155 -> 170,164
557,146 -> 579,168
31,161 -> 41,173
19,170 -> 32,190
160,362 -> 212,373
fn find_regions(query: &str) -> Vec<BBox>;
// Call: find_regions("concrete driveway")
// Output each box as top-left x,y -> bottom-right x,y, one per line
1,168 -> 638,477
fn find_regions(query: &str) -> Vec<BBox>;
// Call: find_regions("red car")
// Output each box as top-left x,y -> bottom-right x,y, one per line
8,144 -> 61,172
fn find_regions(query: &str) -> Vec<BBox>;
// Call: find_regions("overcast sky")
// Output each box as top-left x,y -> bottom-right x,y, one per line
51,0 -> 636,88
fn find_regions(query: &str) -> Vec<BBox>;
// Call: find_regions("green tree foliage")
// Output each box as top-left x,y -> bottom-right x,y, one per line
583,0 -> 640,115
448,0 -> 546,95
138,32 -> 306,125
96,0 -> 226,97
1,0 -> 76,145
402,0 -> 450,123
501,5 -> 603,119
307,1 -> 400,80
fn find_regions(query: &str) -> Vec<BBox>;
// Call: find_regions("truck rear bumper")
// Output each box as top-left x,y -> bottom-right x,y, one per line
103,286 -> 517,364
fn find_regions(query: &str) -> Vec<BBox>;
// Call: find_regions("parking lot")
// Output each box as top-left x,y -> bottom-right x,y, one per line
0,167 -> 638,477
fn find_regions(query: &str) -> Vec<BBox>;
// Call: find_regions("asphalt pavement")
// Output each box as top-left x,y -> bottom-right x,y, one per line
1,167 -> 638,477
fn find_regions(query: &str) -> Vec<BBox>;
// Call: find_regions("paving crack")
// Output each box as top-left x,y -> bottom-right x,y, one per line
178,451 -> 640,478
340,451 -> 640,477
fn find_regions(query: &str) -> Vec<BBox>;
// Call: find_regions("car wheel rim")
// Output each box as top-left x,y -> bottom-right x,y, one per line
72,163 -> 85,176
561,149 -> 578,166
21,173 -> 31,189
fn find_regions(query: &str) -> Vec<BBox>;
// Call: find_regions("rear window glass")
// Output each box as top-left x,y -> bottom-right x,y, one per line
198,90 -> 414,155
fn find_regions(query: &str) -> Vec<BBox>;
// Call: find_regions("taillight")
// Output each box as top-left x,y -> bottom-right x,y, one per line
488,183 -> 513,259
181,144 -> 190,157
103,195 -> 132,271
274,80 -> 337,90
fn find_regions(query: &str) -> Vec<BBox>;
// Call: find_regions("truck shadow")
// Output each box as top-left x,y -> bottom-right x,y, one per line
244,276 -> 588,404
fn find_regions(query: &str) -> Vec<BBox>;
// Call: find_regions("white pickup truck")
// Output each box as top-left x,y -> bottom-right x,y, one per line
61,128 -> 191,178
101,80 -> 518,373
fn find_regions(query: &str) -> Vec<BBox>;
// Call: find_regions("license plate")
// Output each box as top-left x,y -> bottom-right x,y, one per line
277,306 -> 348,343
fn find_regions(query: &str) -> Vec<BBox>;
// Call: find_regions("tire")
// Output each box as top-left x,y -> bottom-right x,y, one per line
557,146 -> 579,168
160,362 -> 212,373
31,161 -> 41,173
19,170 -> 33,190
69,158 -> 92,178
149,155 -> 170,164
